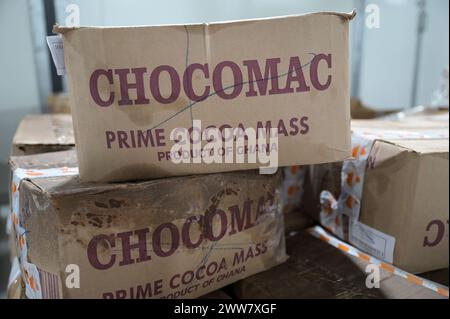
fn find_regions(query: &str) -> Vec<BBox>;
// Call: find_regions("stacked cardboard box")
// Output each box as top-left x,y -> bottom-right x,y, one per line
302,116 -> 449,274
6,114 -> 76,298
53,12 -> 354,182
12,11 -> 357,299
10,114 -> 74,156
47,94 -> 71,114
281,166 -> 313,232
7,114 -> 75,262
10,150 -> 287,298
6,116 -> 314,299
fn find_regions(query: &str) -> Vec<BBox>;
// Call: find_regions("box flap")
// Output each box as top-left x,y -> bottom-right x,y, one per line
53,10 -> 356,34
352,118 -> 449,154
12,114 -> 74,146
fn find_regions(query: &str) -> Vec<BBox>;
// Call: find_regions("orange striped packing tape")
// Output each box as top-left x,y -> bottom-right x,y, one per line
11,166 -> 79,299
307,225 -> 449,298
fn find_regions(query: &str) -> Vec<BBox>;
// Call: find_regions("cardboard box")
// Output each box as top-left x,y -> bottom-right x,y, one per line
10,150 -> 286,299
11,114 -> 74,156
303,117 -> 449,273
281,166 -> 305,215
47,93 -> 71,114
7,114 -> 75,261
281,166 -> 312,232
54,11 -> 354,182
350,98 -> 399,119
234,230 -> 447,299
9,264 -> 233,300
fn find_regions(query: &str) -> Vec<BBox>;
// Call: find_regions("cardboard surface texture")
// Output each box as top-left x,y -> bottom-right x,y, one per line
281,165 -> 313,232
303,117 -> 449,274
11,114 -> 75,156
10,150 -> 286,299
54,11 -> 354,182
47,93 -> 71,114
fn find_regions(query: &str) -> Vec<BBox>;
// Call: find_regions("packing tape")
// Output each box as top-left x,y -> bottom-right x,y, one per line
11,166 -> 79,299
320,129 -> 450,263
319,132 -> 386,256
308,225 -> 449,298
282,166 -> 306,213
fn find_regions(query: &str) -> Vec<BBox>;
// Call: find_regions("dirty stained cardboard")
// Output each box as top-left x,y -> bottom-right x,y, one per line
54,11 -> 354,182
11,114 -> 74,156
10,150 -> 286,299
47,93 -> 71,114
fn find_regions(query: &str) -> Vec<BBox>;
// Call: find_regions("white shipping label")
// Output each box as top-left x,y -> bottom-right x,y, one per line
46,35 -> 66,75
349,220 -> 396,263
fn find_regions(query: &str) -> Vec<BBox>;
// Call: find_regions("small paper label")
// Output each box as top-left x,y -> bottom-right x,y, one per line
349,221 -> 395,263
46,35 -> 66,75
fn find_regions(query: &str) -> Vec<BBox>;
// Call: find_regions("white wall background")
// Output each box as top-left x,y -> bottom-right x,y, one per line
416,0 -> 449,106
0,0 -> 41,199
359,0 -> 449,109
0,0 -> 449,197
54,0 -> 355,25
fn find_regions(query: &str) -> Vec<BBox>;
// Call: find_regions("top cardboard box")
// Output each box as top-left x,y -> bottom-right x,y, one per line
54,11 -> 355,182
